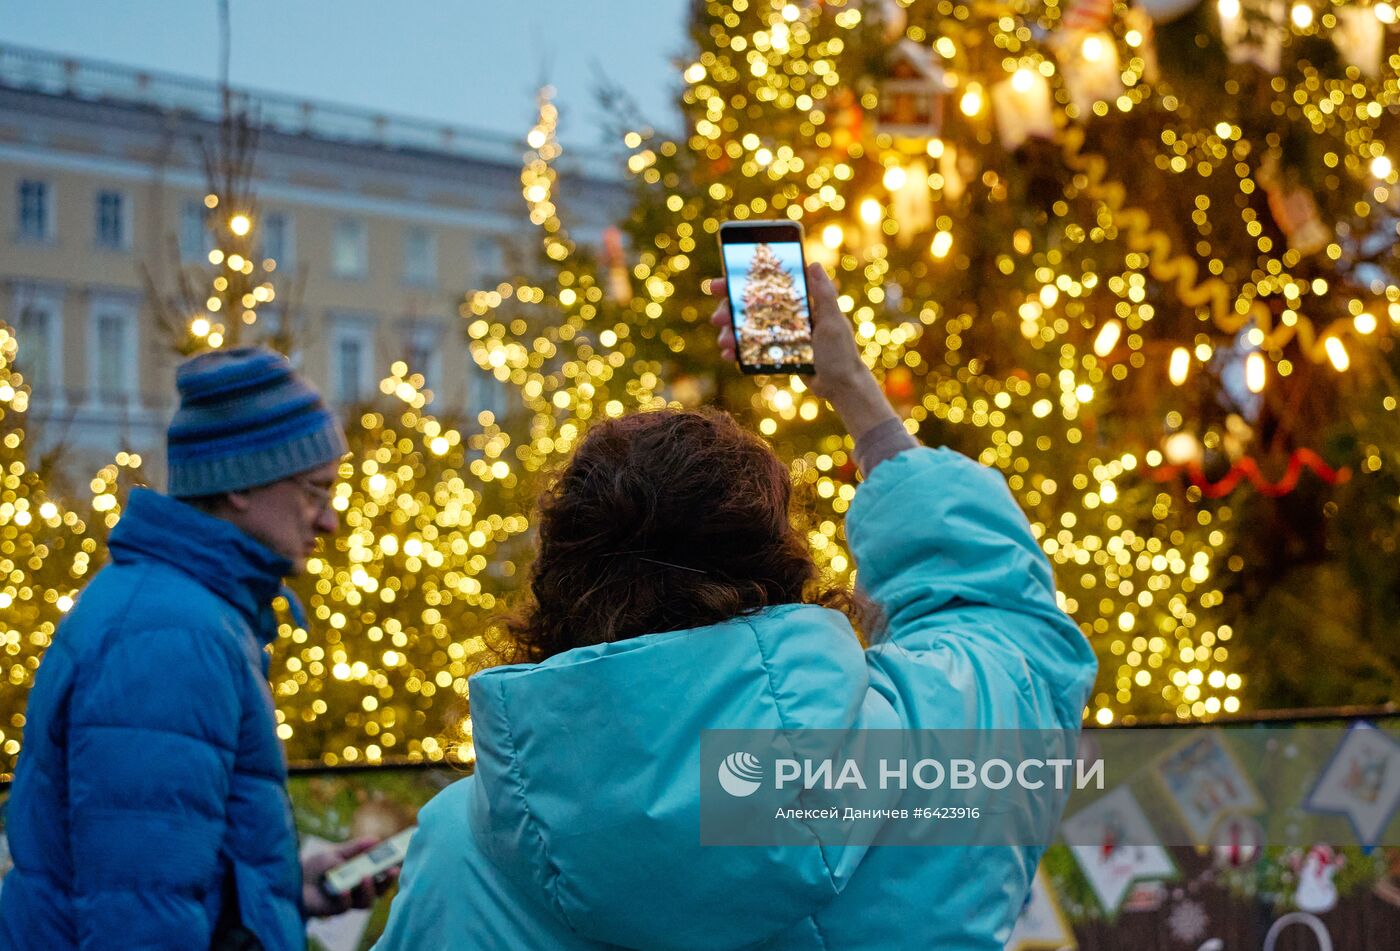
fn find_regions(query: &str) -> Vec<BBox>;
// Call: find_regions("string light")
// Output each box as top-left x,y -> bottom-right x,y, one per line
1169,348 -> 1191,386
1245,352 -> 1267,393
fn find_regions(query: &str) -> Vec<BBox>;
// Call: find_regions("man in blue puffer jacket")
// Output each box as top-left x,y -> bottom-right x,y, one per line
1,348 -> 386,949
374,266 -> 1097,949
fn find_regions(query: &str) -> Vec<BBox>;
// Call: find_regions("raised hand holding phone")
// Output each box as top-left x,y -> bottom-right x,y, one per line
709,260 -> 900,441
717,220 -> 816,374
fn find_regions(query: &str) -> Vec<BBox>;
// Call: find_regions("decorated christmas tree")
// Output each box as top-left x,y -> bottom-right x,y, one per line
607,0 -> 1399,723
274,365 -> 532,766
739,242 -> 814,364
0,326 -> 140,780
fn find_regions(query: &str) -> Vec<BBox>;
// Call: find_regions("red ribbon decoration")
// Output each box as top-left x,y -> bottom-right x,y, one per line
1149,448 -> 1352,499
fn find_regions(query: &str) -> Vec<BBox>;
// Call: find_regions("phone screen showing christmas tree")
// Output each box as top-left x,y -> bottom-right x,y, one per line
719,221 -> 814,374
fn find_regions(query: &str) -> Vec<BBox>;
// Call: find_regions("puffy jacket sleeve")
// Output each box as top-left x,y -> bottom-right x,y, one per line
66,625 -> 243,949
848,446 -> 1096,730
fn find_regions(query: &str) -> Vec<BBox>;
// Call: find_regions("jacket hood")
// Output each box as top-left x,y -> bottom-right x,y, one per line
464,603 -> 901,950
107,488 -> 292,644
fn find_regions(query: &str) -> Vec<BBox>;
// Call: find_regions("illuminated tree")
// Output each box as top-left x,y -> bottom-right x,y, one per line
272,90 -> 682,766
606,0 -> 1399,721
0,327 -> 140,779
274,365 -> 534,766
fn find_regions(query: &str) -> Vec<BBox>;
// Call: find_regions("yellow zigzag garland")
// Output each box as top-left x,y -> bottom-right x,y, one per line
1057,127 -> 1372,364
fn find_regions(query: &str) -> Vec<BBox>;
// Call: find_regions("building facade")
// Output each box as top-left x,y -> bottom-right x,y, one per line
0,43 -> 627,489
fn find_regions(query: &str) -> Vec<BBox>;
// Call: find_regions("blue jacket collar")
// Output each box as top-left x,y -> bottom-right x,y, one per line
108,488 -> 293,645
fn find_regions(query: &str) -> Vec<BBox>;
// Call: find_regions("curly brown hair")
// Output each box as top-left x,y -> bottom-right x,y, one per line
492,409 -> 854,664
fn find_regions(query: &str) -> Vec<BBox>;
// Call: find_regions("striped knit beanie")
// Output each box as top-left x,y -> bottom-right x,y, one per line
167,347 -> 348,497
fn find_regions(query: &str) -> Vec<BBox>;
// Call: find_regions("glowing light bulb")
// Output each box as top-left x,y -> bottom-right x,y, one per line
229,214 -> 251,237
821,224 -> 843,248
1218,0 -> 1241,19
926,138 -> 945,159
859,198 -> 882,225
1011,69 -> 1034,94
1164,431 -> 1201,465
1354,312 -> 1377,335
1169,347 -> 1191,385
1290,3 -> 1313,28
959,84 -> 984,117
1324,337 -> 1350,371
1376,3 -> 1397,24
1093,320 -> 1122,357
930,230 -> 953,259
1245,352 -> 1266,393
1081,35 -> 1107,62
882,165 -> 908,191
190,317 -> 210,338
1372,155 -> 1393,180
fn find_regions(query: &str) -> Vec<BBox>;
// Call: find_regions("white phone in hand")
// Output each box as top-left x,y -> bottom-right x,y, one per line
320,826 -> 416,896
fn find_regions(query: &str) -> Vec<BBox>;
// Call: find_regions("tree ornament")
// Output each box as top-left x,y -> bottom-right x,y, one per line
876,0 -> 908,42
1052,31 -> 1125,116
1062,0 -> 1115,31
883,365 -> 915,402
1332,7 -> 1387,79
1261,159 -> 1332,258
887,158 -> 934,239
1135,0 -> 1203,23
992,69 -> 1056,150
876,40 -> 947,140
1218,0 -> 1286,72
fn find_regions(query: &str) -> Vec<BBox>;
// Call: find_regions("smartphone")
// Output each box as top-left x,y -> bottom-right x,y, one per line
718,220 -> 815,374
319,826 -> 416,897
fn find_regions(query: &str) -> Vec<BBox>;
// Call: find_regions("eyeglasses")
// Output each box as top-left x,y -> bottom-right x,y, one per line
291,475 -> 336,516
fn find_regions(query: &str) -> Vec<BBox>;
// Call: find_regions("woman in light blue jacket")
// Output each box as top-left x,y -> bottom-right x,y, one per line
375,265 -> 1097,950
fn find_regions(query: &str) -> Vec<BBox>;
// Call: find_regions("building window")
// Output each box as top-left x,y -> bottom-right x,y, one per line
466,366 -> 509,421
403,321 -> 443,389
180,200 -> 212,261
471,234 -> 505,282
95,190 -> 127,250
332,219 -> 368,278
18,180 -> 52,241
260,211 -> 293,268
90,297 -> 138,402
10,287 -> 62,398
403,226 -> 437,286
330,317 -> 374,406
